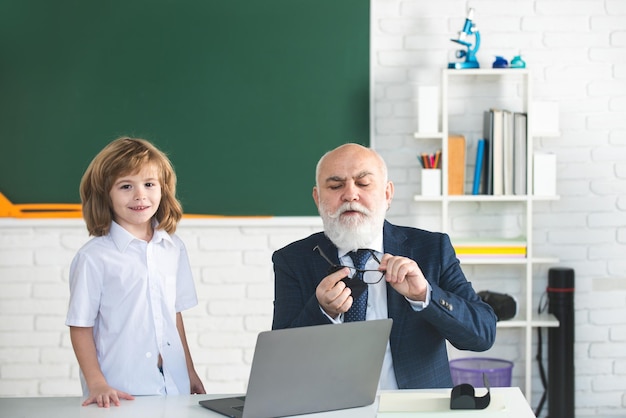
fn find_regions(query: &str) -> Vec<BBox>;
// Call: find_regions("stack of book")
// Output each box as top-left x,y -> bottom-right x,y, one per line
472,109 -> 527,196
453,237 -> 527,259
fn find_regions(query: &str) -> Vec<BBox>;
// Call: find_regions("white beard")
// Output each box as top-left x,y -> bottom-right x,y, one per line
319,201 -> 386,251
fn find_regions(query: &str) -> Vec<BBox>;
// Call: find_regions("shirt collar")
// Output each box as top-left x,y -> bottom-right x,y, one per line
109,220 -> 174,252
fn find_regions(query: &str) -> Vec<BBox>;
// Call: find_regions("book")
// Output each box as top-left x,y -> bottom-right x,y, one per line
454,245 -> 526,253
453,237 -> 527,247
513,112 -> 527,195
483,111 -> 494,195
490,109 -> 504,195
502,110 -> 514,195
448,135 -> 465,195
452,237 -> 528,254
472,139 -> 486,195
482,137 -> 491,195
447,135 -> 466,195
453,237 -> 527,257
455,247 -> 526,256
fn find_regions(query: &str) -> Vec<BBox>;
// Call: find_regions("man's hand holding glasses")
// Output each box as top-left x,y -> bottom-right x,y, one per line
314,245 -> 429,306
314,245 -> 385,283
314,264 -> 354,320
313,245 -> 386,319
378,254 -> 429,303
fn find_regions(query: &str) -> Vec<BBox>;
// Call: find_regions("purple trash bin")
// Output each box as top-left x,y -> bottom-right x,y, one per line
449,358 -> 514,387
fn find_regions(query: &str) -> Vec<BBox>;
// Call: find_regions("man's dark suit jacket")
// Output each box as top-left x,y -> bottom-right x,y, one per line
271,220 -> 497,389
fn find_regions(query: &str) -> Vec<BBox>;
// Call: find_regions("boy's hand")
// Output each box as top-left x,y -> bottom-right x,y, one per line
189,370 -> 206,394
83,383 -> 134,408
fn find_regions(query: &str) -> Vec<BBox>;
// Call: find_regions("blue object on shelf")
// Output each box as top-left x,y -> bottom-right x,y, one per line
510,55 -> 526,68
492,56 -> 509,68
448,9 -> 480,69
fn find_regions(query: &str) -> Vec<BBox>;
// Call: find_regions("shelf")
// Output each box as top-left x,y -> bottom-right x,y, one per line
413,194 -> 560,202
532,312 -> 560,328
496,313 -> 559,329
458,256 -> 558,265
413,132 -> 445,140
410,68 -> 560,404
445,68 -> 530,77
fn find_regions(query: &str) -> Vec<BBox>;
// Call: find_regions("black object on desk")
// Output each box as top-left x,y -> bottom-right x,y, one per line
450,373 -> 491,410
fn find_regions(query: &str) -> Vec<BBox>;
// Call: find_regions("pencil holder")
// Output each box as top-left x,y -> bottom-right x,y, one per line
421,169 -> 441,196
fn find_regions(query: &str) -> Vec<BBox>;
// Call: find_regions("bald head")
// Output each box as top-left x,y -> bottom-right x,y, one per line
315,143 -> 388,188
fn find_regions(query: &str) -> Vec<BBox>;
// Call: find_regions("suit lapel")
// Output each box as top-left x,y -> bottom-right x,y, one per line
319,235 -> 340,264
383,221 -> 410,321
382,220 -> 408,256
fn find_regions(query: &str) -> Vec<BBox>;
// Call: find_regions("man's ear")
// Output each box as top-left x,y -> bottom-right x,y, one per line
312,186 -> 320,208
385,181 -> 394,209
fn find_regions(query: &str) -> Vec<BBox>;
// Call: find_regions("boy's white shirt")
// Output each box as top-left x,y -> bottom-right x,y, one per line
66,221 -> 198,396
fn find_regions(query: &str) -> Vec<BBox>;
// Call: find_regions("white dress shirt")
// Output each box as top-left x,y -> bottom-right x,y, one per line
66,221 -> 198,396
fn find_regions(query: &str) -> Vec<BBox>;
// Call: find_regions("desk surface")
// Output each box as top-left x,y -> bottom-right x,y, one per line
0,387 -> 534,418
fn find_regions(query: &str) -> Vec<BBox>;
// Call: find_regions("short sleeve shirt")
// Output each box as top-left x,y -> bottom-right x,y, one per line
65,221 -> 198,395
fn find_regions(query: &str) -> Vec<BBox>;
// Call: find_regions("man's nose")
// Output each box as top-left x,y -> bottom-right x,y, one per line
342,183 -> 359,201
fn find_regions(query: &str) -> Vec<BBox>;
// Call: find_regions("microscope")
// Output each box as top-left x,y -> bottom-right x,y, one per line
448,9 -> 480,69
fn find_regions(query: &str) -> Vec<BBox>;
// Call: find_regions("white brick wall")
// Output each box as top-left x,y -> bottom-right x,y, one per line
1,1 -> 625,416
0,218 -> 323,397
370,1 -> 626,417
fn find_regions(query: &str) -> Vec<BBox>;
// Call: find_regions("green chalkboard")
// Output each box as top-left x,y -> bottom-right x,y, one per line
0,0 -> 369,216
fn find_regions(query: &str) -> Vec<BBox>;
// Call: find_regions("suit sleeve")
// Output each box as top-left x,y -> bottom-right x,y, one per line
271,248 -> 332,329
418,233 -> 497,352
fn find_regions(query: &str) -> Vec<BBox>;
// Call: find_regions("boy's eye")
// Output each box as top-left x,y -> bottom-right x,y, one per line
120,184 -> 131,190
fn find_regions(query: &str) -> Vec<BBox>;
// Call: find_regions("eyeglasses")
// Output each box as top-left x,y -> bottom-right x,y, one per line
313,245 -> 386,285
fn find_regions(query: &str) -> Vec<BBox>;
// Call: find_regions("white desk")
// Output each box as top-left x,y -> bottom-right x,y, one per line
0,387 -> 535,418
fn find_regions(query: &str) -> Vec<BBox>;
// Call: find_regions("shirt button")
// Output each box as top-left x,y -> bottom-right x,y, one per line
146,352 -> 153,358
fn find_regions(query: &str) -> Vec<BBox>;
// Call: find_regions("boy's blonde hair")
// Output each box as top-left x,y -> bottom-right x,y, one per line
80,137 -> 183,236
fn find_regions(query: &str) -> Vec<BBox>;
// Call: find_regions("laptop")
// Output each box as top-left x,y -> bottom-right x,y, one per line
199,318 -> 392,418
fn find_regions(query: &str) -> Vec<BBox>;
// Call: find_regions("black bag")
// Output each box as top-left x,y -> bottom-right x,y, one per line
478,291 -> 517,321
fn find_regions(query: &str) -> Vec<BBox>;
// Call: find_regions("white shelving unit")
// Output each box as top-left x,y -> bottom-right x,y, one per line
413,68 -> 560,403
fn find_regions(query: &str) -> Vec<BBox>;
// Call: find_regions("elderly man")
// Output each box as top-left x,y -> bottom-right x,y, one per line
272,143 -> 496,389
